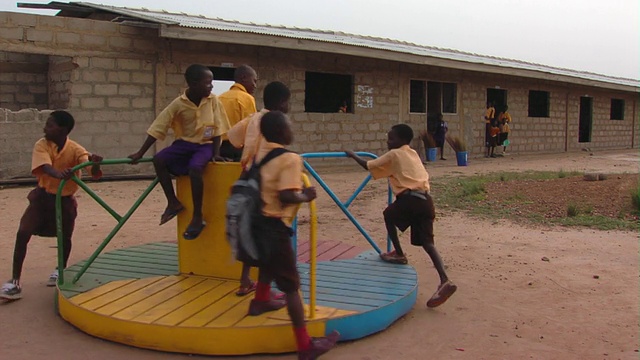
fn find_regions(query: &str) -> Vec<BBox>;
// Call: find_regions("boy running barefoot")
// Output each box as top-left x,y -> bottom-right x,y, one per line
345,124 -> 457,308
1,110 -> 103,300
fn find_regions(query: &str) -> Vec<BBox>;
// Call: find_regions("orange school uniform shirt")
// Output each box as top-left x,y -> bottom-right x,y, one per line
366,145 -> 430,196
256,142 -> 303,226
226,109 -> 269,168
146,93 -> 231,144
219,83 -> 257,141
31,138 -> 91,196
484,106 -> 495,123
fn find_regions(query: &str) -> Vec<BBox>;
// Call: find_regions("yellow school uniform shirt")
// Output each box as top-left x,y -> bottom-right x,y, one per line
219,83 -> 257,141
31,138 -> 90,196
256,142 -> 303,226
485,106 -> 495,124
499,112 -> 512,133
366,145 -> 430,195
146,93 -> 230,144
226,109 -> 269,168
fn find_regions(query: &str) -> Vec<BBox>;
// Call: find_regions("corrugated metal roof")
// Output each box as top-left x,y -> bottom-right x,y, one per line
75,2 -> 638,89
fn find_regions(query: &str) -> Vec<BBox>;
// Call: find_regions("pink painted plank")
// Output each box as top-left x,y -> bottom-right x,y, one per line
298,240 -> 339,263
333,246 -> 369,260
316,244 -> 356,262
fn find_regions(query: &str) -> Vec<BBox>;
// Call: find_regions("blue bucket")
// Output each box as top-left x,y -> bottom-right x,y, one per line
456,151 -> 468,166
426,148 -> 438,162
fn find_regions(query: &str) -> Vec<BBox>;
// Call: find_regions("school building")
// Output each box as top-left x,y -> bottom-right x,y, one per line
1,2 -> 638,179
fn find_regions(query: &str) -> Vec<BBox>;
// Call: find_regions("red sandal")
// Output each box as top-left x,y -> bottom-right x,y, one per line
236,281 -> 257,296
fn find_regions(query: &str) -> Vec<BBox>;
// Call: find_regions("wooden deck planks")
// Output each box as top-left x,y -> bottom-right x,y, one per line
94,276 -> 186,316
132,278 -> 225,324
64,241 -> 416,327
153,281 -> 238,326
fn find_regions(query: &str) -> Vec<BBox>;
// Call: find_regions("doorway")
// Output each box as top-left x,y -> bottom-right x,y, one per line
487,88 -> 508,114
579,96 -> 593,143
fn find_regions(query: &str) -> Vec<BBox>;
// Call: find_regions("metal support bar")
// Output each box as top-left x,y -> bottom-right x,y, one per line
56,158 -> 153,285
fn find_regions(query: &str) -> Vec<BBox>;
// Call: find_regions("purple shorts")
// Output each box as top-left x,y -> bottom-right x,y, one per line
154,140 -> 213,175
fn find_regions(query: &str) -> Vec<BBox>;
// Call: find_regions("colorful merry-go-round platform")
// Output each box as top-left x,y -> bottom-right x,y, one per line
53,154 -> 418,356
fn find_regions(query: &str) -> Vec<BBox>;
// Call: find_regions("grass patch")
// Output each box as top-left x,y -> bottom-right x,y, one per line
552,215 -> 639,231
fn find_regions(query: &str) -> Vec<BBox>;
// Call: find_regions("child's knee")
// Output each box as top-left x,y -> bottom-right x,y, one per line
152,155 -> 165,167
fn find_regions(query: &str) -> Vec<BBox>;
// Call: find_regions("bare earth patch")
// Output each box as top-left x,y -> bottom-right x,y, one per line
483,173 -> 639,219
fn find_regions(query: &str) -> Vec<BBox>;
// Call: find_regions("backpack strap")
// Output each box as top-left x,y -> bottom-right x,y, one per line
255,148 -> 290,168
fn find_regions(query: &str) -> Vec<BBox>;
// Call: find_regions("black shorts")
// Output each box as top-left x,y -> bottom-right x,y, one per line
24,187 -> 77,238
253,217 -> 300,293
383,192 -> 435,246
220,140 -> 242,162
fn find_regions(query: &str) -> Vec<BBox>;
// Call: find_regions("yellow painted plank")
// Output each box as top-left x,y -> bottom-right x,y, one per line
132,278 -> 224,324
69,279 -> 136,305
78,276 -> 165,310
94,275 -> 186,316
268,305 -> 338,321
234,307 -> 289,328
204,295 -> 253,328
112,276 -> 205,321
171,282 -> 244,327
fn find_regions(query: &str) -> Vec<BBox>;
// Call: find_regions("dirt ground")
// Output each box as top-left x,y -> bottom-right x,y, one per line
0,149 -> 638,360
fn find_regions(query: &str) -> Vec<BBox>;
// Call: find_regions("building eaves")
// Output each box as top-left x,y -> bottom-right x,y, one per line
39,2 -> 640,91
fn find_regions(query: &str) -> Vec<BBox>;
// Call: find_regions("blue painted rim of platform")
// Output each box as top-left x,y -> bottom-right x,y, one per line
299,250 -> 418,341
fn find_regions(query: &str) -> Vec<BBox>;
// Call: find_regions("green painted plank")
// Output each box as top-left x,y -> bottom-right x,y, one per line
310,265 -> 417,283
313,261 -> 417,277
300,284 -> 402,302
98,252 -> 178,265
300,278 -> 413,296
89,258 -> 178,272
299,291 -> 388,307
323,259 -> 419,274
298,266 -> 416,286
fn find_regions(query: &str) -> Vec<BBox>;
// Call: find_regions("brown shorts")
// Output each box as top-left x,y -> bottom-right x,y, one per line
383,192 -> 435,246
24,187 -> 77,238
256,217 -> 300,293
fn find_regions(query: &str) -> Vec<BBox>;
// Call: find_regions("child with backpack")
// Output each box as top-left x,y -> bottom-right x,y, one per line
235,111 -> 339,359
345,124 -> 457,308
226,81 -> 291,296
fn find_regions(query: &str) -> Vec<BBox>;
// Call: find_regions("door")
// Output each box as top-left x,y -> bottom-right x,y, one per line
579,96 -> 593,143
487,88 -> 508,114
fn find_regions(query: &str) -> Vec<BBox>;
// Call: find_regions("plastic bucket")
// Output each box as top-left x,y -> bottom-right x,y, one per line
426,148 -> 438,162
456,151 -> 468,166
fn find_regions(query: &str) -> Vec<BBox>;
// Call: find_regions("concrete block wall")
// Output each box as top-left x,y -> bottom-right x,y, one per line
0,12 -> 159,177
0,108 -> 50,179
0,51 -> 49,110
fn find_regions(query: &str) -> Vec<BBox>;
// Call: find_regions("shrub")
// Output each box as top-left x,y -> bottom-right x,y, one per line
567,203 -> 579,217
631,183 -> 640,212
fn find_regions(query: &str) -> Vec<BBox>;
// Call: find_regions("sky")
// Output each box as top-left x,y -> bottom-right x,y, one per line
2,0 -> 639,80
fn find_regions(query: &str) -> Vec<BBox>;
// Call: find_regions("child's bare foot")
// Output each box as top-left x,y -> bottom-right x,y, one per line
427,280 -> 457,308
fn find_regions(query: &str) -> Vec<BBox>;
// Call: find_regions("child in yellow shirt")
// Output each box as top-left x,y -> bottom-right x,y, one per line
248,111 -> 339,359
1,111 -> 103,301
128,64 -> 230,240
346,124 -> 457,308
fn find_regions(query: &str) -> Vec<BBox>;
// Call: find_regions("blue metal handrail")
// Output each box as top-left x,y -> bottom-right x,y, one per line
292,152 -> 392,254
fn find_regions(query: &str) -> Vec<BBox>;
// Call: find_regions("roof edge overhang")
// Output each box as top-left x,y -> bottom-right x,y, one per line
158,25 -> 638,93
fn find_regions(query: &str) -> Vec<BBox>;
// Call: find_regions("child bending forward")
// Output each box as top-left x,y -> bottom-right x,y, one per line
346,124 -> 457,308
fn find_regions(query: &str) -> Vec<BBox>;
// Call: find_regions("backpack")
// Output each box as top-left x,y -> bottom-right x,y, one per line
225,147 -> 289,264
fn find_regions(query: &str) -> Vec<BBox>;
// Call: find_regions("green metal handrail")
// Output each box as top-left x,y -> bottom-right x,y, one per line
55,158 -> 157,286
